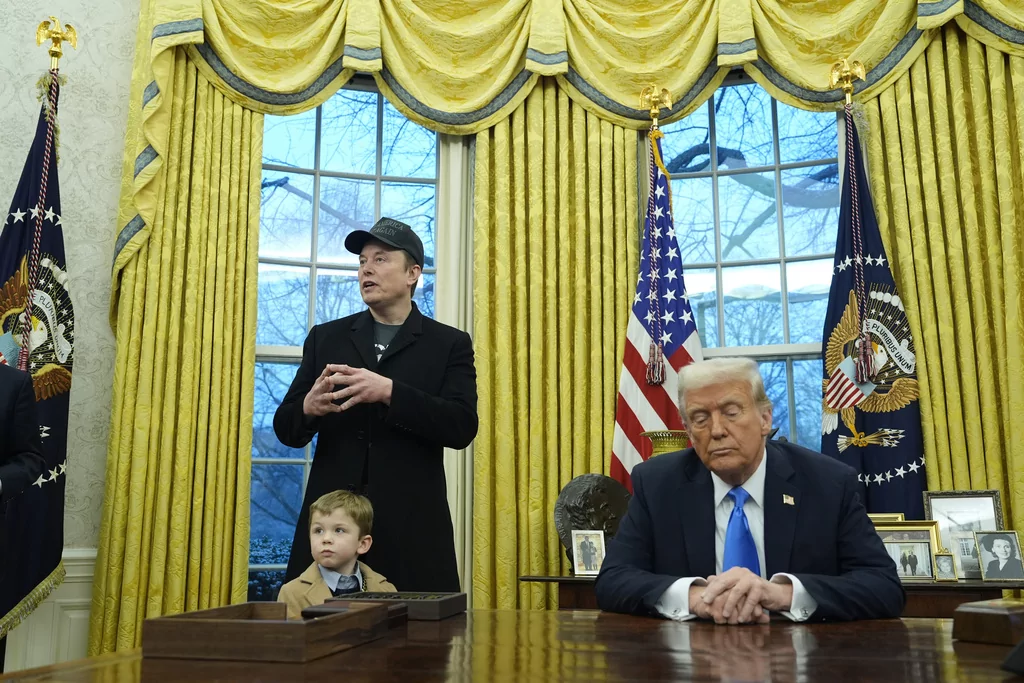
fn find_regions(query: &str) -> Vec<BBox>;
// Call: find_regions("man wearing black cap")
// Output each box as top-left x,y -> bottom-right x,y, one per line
274,217 -> 478,593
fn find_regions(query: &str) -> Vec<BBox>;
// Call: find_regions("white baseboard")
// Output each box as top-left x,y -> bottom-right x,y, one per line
3,548 -> 96,674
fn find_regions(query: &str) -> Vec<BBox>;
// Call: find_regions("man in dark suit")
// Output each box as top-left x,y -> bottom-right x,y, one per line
1,362 -> 47,575
275,217 -> 478,592
595,357 -> 903,623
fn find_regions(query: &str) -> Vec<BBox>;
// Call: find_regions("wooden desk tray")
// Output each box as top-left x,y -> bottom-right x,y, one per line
325,592 -> 467,620
953,599 -> 1024,645
142,601 -> 388,663
302,600 -> 408,628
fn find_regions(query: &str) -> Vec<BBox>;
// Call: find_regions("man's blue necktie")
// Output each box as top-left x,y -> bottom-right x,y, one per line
723,487 -> 761,575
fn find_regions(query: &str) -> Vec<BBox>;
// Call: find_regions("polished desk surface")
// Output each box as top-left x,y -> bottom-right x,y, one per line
1,610 -> 1017,682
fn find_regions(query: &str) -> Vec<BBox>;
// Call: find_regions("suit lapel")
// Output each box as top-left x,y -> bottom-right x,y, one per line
762,442 -> 799,577
679,456 -> 716,578
378,304 -> 423,366
349,311 -> 378,370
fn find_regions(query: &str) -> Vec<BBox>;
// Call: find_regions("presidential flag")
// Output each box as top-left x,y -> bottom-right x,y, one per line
820,114 -> 924,519
0,76 -> 74,639
611,129 -> 702,490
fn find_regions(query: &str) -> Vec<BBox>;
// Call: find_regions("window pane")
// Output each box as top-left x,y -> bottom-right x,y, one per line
249,463 -> 304,564
781,164 -> 840,257
718,172 -> 778,262
672,177 -> 715,265
722,263 -> 782,346
382,100 -> 437,179
260,171 -> 313,260
253,362 -> 305,460
714,85 -> 774,169
315,268 -> 364,325
793,358 -> 824,452
759,360 -> 790,440
320,90 -> 378,175
413,272 -> 435,319
257,264 -> 310,346
380,182 -> 436,268
248,569 -> 287,602
777,103 -> 837,164
661,102 -> 711,174
262,110 -> 316,169
317,177 -> 375,264
786,259 -> 832,344
684,267 -> 719,348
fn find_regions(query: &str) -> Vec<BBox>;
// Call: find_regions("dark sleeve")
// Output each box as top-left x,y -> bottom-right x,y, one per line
273,327 -> 322,448
385,330 -> 478,450
594,469 -> 679,617
0,371 -> 46,502
793,472 -> 906,621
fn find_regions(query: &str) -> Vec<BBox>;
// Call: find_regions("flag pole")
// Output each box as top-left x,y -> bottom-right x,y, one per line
639,85 -> 672,386
16,18 -> 77,371
829,59 -> 873,384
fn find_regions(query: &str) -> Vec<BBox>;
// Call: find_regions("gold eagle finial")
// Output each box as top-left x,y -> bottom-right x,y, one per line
36,16 -> 78,70
640,85 -> 672,127
829,59 -> 865,106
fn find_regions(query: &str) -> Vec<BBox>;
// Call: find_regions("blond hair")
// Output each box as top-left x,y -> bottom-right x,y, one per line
677,357 -> 772,422
309,490 -> 374,537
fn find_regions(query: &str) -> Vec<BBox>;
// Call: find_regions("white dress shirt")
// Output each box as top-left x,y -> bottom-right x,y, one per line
655,449 -> 817,622
318,562 -> 364,592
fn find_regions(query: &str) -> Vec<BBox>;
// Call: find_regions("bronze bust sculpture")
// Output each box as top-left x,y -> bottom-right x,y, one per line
553,474 -> 631,568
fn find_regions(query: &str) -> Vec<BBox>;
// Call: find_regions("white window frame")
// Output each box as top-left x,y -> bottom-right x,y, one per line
249,79 -> 474,583
662,70 -> 844,442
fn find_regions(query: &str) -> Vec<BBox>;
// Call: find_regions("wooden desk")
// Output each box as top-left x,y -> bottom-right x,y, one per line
520,575 -> 1024,618
0,611 -> 1017,682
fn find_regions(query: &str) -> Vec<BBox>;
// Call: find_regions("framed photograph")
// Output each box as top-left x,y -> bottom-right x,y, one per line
571,530 -> 606,576
934,553 -> 958,582
924,490 -> 1003,580
869,513 -> 906,523
874,521 -> 942,583
975,531 -> 1024,582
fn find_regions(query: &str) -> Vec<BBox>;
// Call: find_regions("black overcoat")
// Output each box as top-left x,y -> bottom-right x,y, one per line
274,303 -> 477,591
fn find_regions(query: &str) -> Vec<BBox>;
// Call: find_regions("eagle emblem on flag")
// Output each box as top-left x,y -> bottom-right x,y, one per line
821,288 -> 919,452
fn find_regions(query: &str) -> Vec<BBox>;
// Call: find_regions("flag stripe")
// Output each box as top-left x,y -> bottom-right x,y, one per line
621,336 -> 685,431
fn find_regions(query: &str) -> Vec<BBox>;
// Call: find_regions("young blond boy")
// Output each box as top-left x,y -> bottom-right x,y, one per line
278,490 -> 396,618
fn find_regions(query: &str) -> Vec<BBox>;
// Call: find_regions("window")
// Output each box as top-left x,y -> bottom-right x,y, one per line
250,81 -> 439,600
660,75 -> 840,451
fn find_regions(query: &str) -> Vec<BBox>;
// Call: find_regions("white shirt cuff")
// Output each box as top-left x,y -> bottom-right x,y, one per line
655,577 -> 707,621
771,573 -> 817,621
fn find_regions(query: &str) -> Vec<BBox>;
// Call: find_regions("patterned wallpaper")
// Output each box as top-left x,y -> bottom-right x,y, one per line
0,2 -> 138,549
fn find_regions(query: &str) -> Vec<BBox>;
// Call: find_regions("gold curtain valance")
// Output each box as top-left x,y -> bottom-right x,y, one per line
111,0 -> 1024,310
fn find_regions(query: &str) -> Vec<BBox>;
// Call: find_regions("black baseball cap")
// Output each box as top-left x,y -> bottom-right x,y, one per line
344,217 -> 424,267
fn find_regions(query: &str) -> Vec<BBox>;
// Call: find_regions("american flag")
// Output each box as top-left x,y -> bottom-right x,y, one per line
610,131 -> 702,490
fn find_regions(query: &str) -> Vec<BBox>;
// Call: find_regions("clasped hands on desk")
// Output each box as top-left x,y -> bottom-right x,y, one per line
1,610 -> 1016,682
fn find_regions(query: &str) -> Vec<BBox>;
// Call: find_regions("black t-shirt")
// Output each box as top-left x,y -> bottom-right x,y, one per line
373,321 -> 402,361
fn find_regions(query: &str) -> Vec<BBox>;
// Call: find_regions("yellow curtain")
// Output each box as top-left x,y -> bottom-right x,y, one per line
89,49 -> 260,654
472,79 -> 639,609
863,23 -> 1024,527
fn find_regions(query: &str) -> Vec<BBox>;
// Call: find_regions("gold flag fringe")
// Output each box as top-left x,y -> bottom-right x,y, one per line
0,561 -> 66,640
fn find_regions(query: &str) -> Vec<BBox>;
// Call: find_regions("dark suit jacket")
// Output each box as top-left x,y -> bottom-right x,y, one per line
274,303 -> 477,592
595,441 -> 905,621
1,363 -> 47,579
0,363 -> 46,504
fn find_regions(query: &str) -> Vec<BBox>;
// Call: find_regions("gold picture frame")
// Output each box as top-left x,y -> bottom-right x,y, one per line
975,530 -> 1024,582
874,520 -> 943,583
934,552 -> 958,582
868,513 -> 905,523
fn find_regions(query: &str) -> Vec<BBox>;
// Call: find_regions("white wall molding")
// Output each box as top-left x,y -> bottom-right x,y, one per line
3,548 -> 96,674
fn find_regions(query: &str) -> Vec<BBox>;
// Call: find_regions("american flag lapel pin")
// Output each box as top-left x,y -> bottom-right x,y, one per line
783,494 -> 795,506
